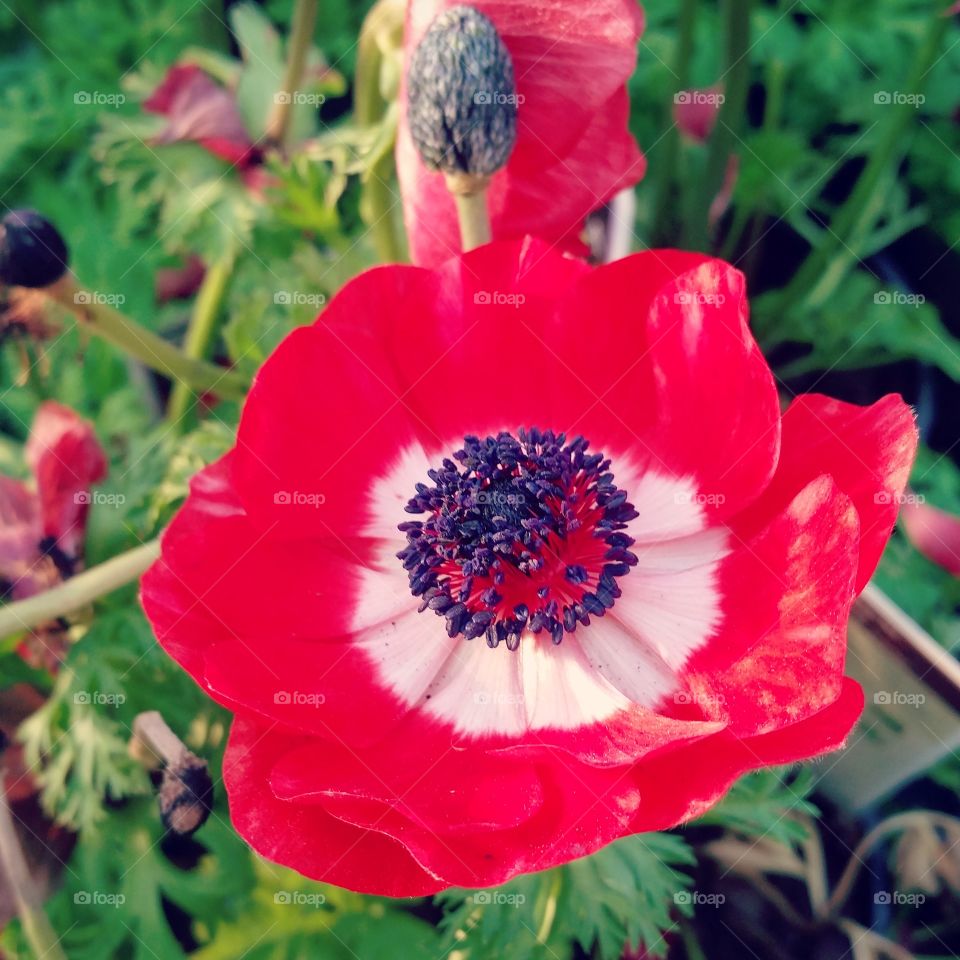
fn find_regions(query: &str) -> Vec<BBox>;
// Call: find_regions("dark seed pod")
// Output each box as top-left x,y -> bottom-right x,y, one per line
406,6 -> 517,181
158,754 -> 214,836
0,210 -> 69,288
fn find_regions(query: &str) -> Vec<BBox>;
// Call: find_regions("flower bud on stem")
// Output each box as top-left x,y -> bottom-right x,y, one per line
131,711 -> 213,837
0,208 -> 247,400
0,210 -> 68,289
406,6 -> 517,253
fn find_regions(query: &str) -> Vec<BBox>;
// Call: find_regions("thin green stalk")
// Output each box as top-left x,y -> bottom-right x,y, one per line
0,778 -> 67,960
355,0 -> 395,126
651,0 -> 699,246
535,870 -> 563,944
680,922 -> 709,960
720,56 -> 785,262
49,278 -> 247,400
773,5 -> 951,314
684,0 -> 752,251
0,540 -> 160,640
450,185 -> 492,251
199,0 -> 230,51
738,58 -> 787,277
363,155 -> 406,263
355,0 -> 406,262
166,256 -> 234,428
265,0 -> 319,147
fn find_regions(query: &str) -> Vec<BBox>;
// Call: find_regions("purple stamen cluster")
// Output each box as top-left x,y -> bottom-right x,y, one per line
397,428 -> 639,649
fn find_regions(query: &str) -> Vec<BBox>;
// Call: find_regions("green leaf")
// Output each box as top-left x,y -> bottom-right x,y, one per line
0,651 -> 52,694
4,804 -> 256,960
437,833 -> 695,960
15,604 -> 224,831
231,2 -> 333,144
189,859 -> 436,960
758,271 -> 960,383
694,766 -> 819,845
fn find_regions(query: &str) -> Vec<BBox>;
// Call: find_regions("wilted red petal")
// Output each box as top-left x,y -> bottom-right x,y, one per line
25,402 -> 107,558
144,63 -> 254,166
0,477 -> 41,590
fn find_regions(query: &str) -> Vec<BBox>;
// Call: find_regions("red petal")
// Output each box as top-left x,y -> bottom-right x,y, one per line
547,250 -> 779,521
233,309 -> 425,539
298,241 -> 777,527
684,476 -> 859,736
493,88 -> 645,253
141,456 -> 417,745
620,678 -> 864,834
515,682 -> 861,876
224,716 -> 441,896
201,634 -> 413,746
270,719 -> 545,834
734,394 -> 917,591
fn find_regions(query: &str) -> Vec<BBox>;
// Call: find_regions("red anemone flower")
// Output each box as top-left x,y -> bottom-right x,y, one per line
396,0 -> 647,267
142,238 -> 917,896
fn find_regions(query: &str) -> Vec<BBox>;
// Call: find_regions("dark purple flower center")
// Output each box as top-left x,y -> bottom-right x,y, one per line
397,428 -> 638,650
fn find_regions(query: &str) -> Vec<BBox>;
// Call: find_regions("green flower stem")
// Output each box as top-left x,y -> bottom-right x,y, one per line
265,0 -> 319,146
720,56 -> 785,262
363,150 -> 406,263
0,540 -> 160,640
734,59 -> 787,274
166,255 -> 234,428
680,924 -> 709,960
773,5 -> 950,315
355,0 -> 396,127
355,0 -> 406,262
684,0 -> 752,252
448,179 -> 492,252
650,0 -> 699,246
48,277 -> 247,400
534,870 -> 563,944
0,779 -> 67,960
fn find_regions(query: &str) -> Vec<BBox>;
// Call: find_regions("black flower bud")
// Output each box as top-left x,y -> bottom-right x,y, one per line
0,210 -> 69,288
406,6 -> 517,183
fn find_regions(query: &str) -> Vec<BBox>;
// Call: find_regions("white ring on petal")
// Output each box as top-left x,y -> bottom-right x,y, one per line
351,441 -> 727,737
